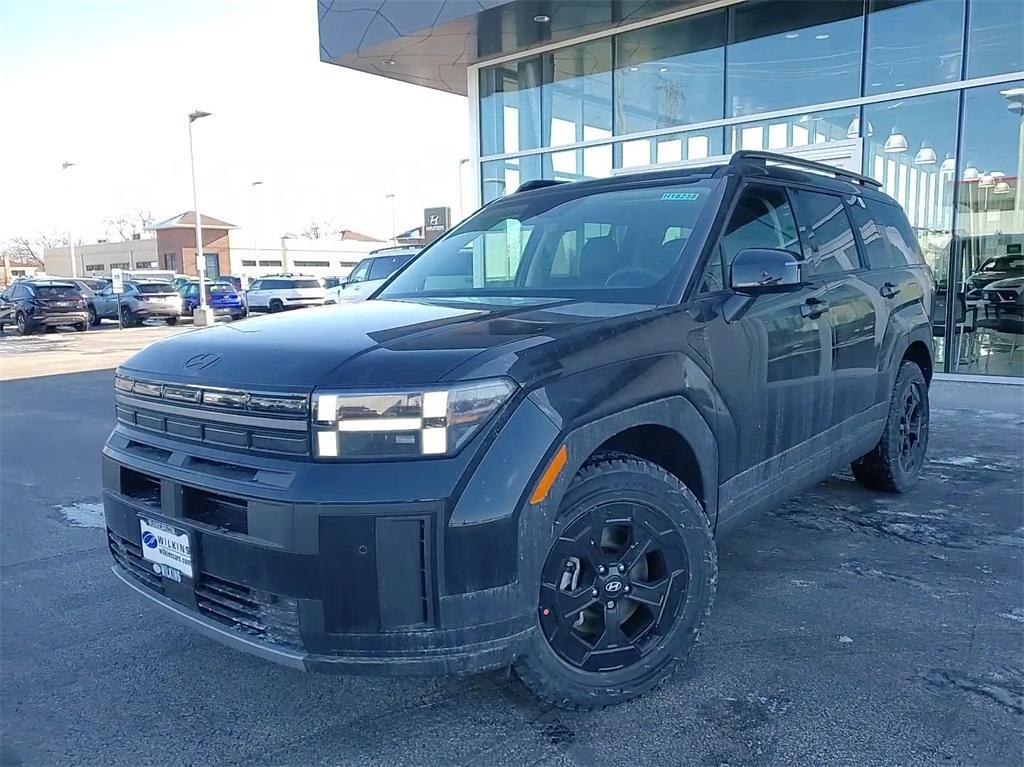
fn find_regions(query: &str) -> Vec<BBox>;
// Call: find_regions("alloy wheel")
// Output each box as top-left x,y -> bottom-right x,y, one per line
898,380 -> 928,474
539,502 -> 688,674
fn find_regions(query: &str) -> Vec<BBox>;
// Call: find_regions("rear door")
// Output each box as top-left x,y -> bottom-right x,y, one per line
696,182 -> 834,512
247,280 -> 266,309
791,187 -> 885,431
0,286 -> 14,324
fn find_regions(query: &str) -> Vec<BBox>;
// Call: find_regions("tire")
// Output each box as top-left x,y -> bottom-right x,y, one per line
44,326 -> 56,334
851,360 -> 929,493
121,307 -> 136,328
74,322 -> 88,332
229,313 -> 244,322
16,312 -> 31,335
513,453 -> 717,710
88,306 -> 101,326
165,317 -> 178,326
268,299 -> 284,314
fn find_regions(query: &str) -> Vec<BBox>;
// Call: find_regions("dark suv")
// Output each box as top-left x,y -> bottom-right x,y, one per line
0,279 -> 89,333
102,152 -> 934,709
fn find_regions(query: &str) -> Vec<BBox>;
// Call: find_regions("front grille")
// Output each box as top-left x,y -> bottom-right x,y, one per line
196,571 -> 302,649
115,388 -> 310,458
109,530 -> 164,595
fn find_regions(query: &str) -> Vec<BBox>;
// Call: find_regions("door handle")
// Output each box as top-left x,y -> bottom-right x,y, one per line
880,281 -> 901,299
800,296 -> 830,319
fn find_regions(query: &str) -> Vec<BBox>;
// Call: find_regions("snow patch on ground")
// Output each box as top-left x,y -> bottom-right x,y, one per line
56,501 -> 105,528
930,456 -> 979,466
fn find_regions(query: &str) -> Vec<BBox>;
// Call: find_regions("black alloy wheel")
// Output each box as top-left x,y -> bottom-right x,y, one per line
16,312 -> 29,335
898,379 -> 928,475
88,306 -> 100,326
121,306 -> 135,327
538,502 -> 688,674
851,360 -> 930,493
514,454 -> 716,709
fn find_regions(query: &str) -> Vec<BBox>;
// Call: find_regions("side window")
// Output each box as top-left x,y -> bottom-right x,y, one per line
794,190 -> 862,275
348,261 -> 371,283
846,199 -> 894,269
368,257 -> 400,280
866,199 -> 924,267
13,285 -> 30,300
701,184 -> 800,293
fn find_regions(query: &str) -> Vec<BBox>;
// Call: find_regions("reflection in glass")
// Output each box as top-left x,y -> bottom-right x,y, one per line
614,11 -> 725,134
481,156 -> 542,204
479,57 -> 543,156
727,0 -> 863,117
952,82 -> 1024,377
864,0 -> 965,96
728,108 -> 858,152
544,40 -> 613,148
545,145 -> 614,183
618,129 -> 725,169
966,0 -> 1024,78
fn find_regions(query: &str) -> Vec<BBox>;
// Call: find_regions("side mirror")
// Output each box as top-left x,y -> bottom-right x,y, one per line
730,248 -> 802,293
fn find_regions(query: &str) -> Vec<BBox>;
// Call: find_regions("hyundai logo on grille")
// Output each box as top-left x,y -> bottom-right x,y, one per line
184,353 -> 222,371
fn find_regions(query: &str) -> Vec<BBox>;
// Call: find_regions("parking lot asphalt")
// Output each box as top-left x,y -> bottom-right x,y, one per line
1,370 -> 1021,767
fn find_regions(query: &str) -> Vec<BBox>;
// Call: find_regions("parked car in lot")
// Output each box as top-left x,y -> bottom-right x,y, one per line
324,247 -> 418,304
0,279 -> 89,333
177,280 -> 247,321
245,274 -> 325,313
103,151 -> 934,709
63,277 -> 110,297
88,281 -> 182,327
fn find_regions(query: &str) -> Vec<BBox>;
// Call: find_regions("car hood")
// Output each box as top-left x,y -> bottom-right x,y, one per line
985,276 -> 1024,291
119,297 -> 653,391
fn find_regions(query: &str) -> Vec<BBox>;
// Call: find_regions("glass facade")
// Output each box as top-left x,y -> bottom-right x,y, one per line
476,0 -> 1024,376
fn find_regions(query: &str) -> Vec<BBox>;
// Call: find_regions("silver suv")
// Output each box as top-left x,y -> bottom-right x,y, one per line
88,281 -> 183,327
245,274 -> 325,313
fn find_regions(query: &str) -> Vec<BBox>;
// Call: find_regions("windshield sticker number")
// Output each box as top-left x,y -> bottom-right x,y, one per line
661,192 -> 701,201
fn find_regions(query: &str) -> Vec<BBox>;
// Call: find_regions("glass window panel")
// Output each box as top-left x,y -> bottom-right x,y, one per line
953,81 -> 1024,377
614,11 -> 726,134
864,0 -> 965,96
966,0 -> 1024,78
543,40 -> 613,148
480,156 -> 542,203
479,57 -> 543,156
614,129 -> 725,171
728,108 -> 859,152
727,0 -> 863,117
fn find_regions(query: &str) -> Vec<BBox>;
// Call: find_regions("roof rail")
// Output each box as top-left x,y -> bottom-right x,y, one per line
729,150 -> 882,188
515,179 -> 569,194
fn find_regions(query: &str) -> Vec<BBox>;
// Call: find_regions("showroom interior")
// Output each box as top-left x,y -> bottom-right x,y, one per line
321,0 -> 1024,378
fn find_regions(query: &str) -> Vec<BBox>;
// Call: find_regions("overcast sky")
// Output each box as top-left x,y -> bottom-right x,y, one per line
0,0 -> 470,245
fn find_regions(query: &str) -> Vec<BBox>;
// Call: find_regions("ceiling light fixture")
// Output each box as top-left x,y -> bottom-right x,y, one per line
939,154 -> 956,173
846,117 -> 874,138
913,141 -> 937,166
883,127 -> 908,153
993,181 -> 1012,195
978,172 -> 995,188
533,14 -> 550,23
962,164 -> 979,180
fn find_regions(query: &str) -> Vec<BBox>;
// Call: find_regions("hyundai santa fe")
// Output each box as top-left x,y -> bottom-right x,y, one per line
103,151 -> 934,709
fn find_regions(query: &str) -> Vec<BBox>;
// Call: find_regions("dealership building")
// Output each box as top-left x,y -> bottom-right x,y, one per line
319,0 -> 1023,379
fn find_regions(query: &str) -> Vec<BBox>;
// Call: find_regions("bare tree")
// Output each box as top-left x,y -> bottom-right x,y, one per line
104,208 -> 154,241
284,219 -> 342,240
1,232 -> 69,267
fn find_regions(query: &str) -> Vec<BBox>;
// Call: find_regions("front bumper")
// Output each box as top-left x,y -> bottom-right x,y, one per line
102,393 -> 560,675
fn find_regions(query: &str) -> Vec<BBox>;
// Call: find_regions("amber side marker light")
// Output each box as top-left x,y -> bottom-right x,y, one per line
530,445 -> 567,505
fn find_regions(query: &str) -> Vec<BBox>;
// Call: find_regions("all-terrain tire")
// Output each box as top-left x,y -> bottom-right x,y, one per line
513,453 -> 717,710
851,360 -> 929,493
269,299 -> 284,313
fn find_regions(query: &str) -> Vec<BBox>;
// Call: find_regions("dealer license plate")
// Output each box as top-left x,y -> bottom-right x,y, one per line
139,518 -> 193,579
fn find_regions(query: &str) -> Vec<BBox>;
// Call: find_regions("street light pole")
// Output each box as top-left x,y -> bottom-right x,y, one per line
188,110 -> 213,326
251,180 -> 264,271
62,161 -> 77,277
385,192 -> 398,246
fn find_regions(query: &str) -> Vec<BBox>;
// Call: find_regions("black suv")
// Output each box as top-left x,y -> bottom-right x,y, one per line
0,279 -> 89,334
103,152 -> 934,709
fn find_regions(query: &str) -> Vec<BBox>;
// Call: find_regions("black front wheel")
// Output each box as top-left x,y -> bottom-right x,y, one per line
121,307 -> 136,328
74,322 -> 88,332
16,312 -> 30,335
88,306 -> 101,326
513,454 -> 716,710
165,317 -> 178,326
852,360 -> 930,492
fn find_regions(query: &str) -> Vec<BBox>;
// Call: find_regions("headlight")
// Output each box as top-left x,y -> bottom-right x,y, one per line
312,378 -> 516,460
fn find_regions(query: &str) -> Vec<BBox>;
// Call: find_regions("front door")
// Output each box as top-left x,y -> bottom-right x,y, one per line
694,182 -> 834,523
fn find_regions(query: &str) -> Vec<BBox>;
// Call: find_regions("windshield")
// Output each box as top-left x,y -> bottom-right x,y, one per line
980,257 -> 1024,272
379,181 -> 719,303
